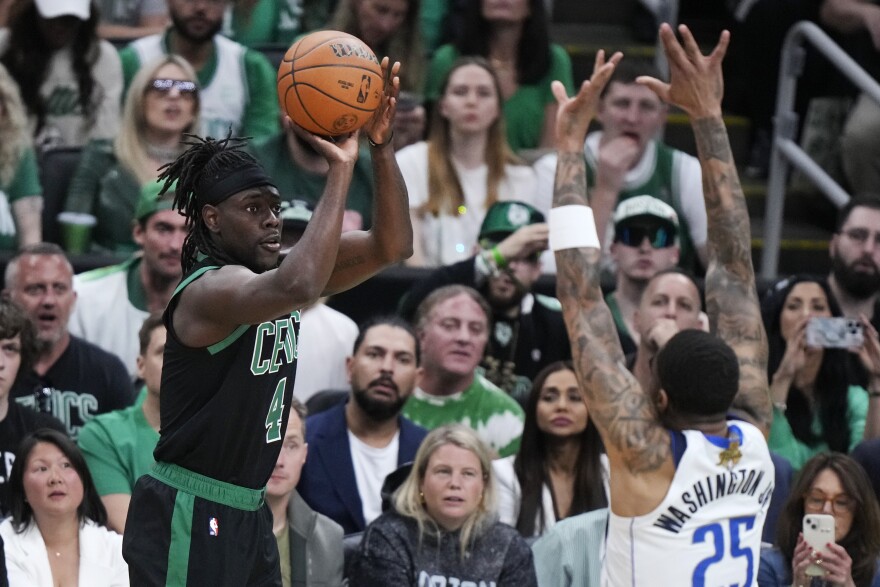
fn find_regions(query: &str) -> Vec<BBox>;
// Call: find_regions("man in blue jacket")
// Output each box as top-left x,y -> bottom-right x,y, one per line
297,315 -> 427,535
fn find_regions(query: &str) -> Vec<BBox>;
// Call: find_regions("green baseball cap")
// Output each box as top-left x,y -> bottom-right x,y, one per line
134,179 -> 175,222
478,201 -> 545,246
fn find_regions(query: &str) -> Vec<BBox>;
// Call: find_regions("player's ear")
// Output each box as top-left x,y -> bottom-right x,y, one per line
656,388 -> 669,412
202,204 -> 220,233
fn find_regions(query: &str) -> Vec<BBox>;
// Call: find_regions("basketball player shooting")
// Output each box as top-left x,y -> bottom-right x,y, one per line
548,26 -> 775,585
121,59 -> 412,586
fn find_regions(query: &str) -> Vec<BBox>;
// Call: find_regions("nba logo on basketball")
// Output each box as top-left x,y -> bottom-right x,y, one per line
209,517 -> 219,537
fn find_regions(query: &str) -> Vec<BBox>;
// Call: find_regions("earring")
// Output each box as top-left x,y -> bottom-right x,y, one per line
419,491 -> 425,504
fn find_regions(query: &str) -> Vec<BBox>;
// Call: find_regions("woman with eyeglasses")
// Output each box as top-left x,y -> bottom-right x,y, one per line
493,361 -> 608,538
758,452 -> 880,587
760,276 -> 880,471
63,55 -> 200,254
399,57 -> 538,267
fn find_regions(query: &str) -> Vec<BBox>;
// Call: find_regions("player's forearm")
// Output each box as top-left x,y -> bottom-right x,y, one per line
553,152 -> 654,457
279,162 -> 352,299
366,141 -> 413,263
692,114 -> 773,430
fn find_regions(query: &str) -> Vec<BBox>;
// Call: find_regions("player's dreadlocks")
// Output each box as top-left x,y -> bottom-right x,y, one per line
156,133 -> 276,272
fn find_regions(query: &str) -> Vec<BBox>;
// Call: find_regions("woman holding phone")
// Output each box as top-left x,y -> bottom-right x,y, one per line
758,452 -> 880,587
761,276 -> 880,470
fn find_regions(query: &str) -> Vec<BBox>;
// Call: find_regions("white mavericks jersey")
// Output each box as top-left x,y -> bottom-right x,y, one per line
602,421 -> 775,587
129,34 -> 248,138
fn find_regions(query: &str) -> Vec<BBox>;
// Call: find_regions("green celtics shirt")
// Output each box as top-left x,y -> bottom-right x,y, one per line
77,398 -> 159,496
402,374 -> 525,457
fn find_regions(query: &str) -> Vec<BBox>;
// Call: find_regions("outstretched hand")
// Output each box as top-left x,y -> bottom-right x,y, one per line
637,23 -> 729,119
363,57 -> 401,146
551,50 -> 622,151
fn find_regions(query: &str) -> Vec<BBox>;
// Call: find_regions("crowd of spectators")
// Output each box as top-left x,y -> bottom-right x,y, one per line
0,0 -> 876,585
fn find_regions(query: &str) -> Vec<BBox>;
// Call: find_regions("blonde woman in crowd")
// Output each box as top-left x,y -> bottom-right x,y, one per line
0,62 -> 42,249
64,55 -> 200,253
352,424 -> 537,586
399,57 -> 537,267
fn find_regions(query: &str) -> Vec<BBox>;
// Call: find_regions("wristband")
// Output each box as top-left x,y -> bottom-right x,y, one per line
549,205 -> 600,251
491,246 -> 507,268
368,131 -> 393,148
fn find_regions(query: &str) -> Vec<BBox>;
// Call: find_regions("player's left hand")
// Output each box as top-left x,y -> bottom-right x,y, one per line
638,23 -> 728,119
363,57 -> 400,147
551,49 -> 622,152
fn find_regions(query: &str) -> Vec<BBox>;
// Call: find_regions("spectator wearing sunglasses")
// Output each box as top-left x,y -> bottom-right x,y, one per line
64,55 -> 200,254
119,0 -> 280,141
604,195 -> 682,356
399,200 -> 570,405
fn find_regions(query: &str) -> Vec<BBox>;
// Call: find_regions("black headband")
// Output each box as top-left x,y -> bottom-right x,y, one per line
198,162 -> 276,206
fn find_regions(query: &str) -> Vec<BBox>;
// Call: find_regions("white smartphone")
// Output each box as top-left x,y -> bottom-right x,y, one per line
805,317 -> 864,348
803,514 -> 835,577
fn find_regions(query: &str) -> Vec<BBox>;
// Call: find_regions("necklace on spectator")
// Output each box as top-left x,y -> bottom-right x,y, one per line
145,142 -> 181,165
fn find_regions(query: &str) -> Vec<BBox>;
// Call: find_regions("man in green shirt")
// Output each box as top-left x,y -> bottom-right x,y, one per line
402,284 -> 525,457
78,312 -> 165,533
250,117 -> 375,230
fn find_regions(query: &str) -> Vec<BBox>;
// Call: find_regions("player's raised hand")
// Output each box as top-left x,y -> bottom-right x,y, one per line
286,116 -> 359,165
551,50 -> 622,152
637,23 -> 729,119
364,57 -> 400,147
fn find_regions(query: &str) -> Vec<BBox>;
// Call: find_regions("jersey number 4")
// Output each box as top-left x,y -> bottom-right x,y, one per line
692,515 -> 756,587
264,377 -> 287,443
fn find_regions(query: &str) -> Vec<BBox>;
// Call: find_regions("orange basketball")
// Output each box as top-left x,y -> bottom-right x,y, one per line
277,30 -> 384,136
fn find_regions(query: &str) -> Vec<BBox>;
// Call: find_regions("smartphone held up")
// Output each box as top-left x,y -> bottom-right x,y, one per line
805,317 -> 864,349
803,514 -> 835,577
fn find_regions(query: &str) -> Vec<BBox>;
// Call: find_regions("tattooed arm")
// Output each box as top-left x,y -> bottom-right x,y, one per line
552,53 -> 675,514
638,25 -> 772,435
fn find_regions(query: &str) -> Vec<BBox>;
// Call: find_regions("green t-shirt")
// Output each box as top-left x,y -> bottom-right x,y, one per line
225,0 -> 332,47
425,43 -> 574,151
0,147 -> 41,250
402,374 -> 525,457
249,134 -> 375,228
77,398 -> 159,495
769,384 -> 869,471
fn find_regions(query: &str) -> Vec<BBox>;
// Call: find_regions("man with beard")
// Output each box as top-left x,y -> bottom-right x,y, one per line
827,195 -> 880,326
69,183 -> 185,377
399,201 -> 569,404
118,0 -> 279,139
4,243 -> 133,439
296,316 -> 427,535
251,115 -> 376,231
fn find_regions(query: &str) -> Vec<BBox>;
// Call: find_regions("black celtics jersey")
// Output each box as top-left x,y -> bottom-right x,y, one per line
154,256 -> 300,489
